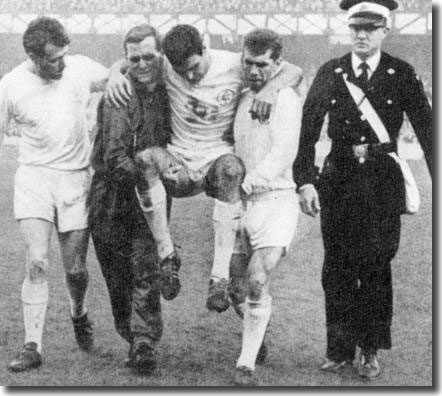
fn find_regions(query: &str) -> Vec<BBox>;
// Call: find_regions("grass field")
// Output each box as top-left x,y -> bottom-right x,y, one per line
0,145 -> 432,387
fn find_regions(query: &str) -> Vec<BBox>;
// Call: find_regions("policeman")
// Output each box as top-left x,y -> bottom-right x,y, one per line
293,0 -> 431,380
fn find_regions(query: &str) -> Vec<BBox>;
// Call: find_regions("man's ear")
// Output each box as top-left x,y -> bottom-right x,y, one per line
275,57 -> 282,67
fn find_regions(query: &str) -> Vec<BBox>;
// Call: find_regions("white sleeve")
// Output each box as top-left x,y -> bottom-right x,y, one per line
249,88 -> 301,182
0,75 -> 13,148
72,55 -> 109,92
231,52 -> 246,85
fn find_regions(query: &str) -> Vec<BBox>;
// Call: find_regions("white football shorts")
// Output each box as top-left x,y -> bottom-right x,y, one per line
233,189 -> 299,256
14,165 -> 92,232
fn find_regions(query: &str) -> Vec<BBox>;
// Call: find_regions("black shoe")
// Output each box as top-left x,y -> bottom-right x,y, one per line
234,366 -> 258,386
256,341 -> 268,365
160,252 -> 181,300
7,342 -> 42,372
126,342 -> 156,374
358,349 -> 380,380
72,312 -> 94,351
206,278 -> 230,313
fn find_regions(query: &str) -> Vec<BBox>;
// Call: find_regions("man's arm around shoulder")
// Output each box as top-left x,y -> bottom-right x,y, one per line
251,62 -> 303,122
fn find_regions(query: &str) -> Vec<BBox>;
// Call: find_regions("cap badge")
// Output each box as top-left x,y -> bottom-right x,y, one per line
387,68 -> 395,74
335,67 -> 343,74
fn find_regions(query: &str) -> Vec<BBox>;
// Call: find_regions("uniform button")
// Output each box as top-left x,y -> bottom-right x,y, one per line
331,99 -> 336,104
360,136 -> 366,142
360,115 -> 366,121
359,157 -> 365,164
387,99 -> 393,105
345,120 -> 350,125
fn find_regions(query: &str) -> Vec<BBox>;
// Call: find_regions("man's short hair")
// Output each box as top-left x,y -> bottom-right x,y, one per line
162,24 -> 204,67
123,24 -> 161,54
243,28 -> 283,61
23,17 -> 70,57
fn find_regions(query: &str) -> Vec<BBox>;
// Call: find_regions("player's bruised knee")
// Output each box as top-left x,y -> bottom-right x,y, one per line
206,154 -> 245,200
27,259 -> 49,282
248,274 -> 266,301
65,270 -> 89,290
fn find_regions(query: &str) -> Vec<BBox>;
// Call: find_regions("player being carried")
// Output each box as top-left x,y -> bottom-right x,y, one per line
106,24 -> 302,312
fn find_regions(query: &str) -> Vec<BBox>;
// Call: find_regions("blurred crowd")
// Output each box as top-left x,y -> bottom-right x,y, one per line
0,0 -> 432,14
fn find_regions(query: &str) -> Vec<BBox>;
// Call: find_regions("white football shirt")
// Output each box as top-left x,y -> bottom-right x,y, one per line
234,87 -> 301,193
0,55 -> 108,170
163,49 -> 244,171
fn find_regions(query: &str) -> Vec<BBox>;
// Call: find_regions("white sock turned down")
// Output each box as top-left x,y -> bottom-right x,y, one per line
211,200 -> 242,281
137,182 -> 174,260
236,296 -> 272,371
21,277 -> 48,354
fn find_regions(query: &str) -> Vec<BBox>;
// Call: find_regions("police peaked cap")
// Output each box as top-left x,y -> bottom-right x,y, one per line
340,0 -> 398,11
341,0 -> 398,27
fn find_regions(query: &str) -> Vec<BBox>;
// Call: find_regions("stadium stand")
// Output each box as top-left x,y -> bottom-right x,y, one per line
0,0 -> 432,14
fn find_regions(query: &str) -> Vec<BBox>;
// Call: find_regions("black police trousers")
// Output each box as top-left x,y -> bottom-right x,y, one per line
90,208 -> 163,348
317,154 -> 405,362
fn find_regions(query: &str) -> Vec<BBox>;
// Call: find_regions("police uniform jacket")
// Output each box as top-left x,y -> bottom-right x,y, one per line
293,51 -> 432,187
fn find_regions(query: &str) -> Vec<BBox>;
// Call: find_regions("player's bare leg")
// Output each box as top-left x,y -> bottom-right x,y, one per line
205,154 -> 245,313
135,147 -> 185,301
229,253 -> 269,365
8,219 -> 52,372
58,228 -> 94,351
235,247 -> 284,386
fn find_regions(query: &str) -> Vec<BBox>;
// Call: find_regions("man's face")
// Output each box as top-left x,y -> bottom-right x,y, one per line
350,24 -> 387,59
33,43 -> 68,81
126,36 -> 162,86
242,47 -> 280,92
171,50 -> 209,85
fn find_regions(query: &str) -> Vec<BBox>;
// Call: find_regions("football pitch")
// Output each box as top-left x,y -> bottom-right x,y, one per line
0,145 -> 432,386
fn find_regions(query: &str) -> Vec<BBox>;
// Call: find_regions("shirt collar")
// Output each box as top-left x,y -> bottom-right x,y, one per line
352,50 -> 381,75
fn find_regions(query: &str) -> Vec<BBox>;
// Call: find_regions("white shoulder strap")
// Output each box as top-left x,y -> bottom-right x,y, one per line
343,74 -> 391,144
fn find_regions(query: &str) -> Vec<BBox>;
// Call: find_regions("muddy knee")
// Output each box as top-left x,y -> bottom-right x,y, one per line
207,154 -> 245,201
27,258 -> 49,283
135,147 -> 166,181
248,273 -> 266,301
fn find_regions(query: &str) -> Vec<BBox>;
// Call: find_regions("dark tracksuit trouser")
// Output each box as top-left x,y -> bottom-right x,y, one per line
89,186 -> 163,348
317,153 -> 405,362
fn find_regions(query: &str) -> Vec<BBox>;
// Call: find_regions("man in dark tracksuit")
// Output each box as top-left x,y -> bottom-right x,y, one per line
292,0 -> 431,380
88,24 -> 171,372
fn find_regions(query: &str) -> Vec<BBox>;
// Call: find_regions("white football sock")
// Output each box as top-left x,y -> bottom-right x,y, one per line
236,296 -> 272,371
21,278 -> 48,354
211,200 -> 242,281
137,182 -> 174,260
